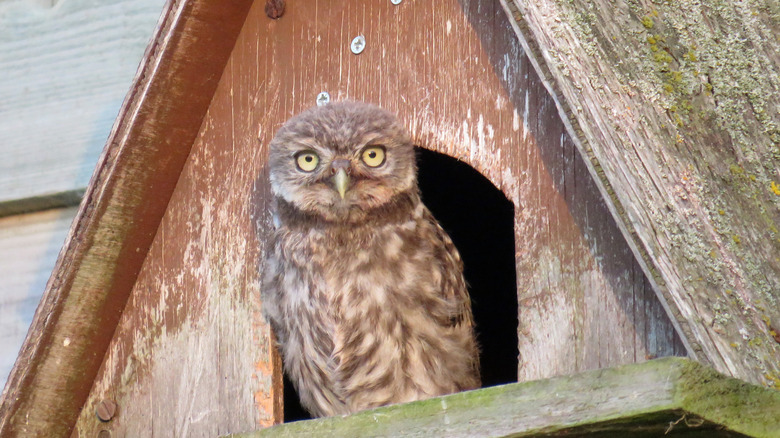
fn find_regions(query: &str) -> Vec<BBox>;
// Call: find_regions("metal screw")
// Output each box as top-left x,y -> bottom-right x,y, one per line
350,35 -> 366,54
316,92 -> 330,106
391,0 -> 402,4
96,399 -> 117,422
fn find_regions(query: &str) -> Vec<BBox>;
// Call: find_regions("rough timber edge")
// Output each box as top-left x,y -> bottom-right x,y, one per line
0,0 -> 255,436
495,0 -> 700,362
227,358 -> 780,438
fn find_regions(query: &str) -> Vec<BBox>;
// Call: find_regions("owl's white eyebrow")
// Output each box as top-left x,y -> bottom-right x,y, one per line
292,139 -> 322,151
361,133 -> 386,146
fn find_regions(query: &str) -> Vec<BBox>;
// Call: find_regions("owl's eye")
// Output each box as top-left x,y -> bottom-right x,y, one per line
361,146 -> 386,168
295,151 -> 319,172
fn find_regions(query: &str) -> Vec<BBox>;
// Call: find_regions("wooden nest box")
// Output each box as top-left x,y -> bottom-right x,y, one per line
2,0 -> 779,436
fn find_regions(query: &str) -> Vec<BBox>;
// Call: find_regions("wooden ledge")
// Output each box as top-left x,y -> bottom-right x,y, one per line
227,358 -> 779,438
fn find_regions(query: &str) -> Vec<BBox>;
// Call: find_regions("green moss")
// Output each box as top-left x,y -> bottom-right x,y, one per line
641,15 -> 654,29
234,359 -> 780,438
678,360 -> 780,437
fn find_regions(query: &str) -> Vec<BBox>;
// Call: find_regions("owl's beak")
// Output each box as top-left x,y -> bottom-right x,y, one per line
333,168 -> 349,199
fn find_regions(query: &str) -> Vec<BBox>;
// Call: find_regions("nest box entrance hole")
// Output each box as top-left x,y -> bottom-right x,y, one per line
282,147 -> 519,422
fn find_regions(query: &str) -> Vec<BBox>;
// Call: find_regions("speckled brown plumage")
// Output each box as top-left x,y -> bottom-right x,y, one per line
261,102 -> 480,417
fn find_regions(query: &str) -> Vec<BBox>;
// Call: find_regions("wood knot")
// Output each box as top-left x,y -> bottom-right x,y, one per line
265,0 -> 285,19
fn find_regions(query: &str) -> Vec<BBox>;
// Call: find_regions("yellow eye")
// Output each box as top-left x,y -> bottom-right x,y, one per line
361,146 -> 386,168
295,151 -> 319,172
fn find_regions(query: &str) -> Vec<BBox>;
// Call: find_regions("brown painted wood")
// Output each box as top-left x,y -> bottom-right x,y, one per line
0,0 -> 254,436
500,0 -> 780,385
72,0 -> 686,435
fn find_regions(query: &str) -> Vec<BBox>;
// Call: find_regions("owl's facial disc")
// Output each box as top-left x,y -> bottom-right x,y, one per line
268,102 -> 418,223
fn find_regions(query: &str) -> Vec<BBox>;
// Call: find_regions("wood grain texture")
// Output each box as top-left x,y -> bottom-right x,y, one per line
228,358 -> 780,438
454,0 -> 687,381
0,0 -> 254,436
0,207 -> 78,390
0,0 -> 165,211
500,0 -> 780,385
73,0 -> 686,434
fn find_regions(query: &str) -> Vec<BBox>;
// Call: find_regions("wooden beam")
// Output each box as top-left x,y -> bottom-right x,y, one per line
498,0 -> 780,385
227,357 -> 780,438
0,0 -> 254,435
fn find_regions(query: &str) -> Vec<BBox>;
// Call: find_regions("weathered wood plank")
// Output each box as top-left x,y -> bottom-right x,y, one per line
0,0 -> 165,213
73,1 -> 687,435
0,190 -> 84,218
0,207 -> 78,390
227,357 -> 780,438
499,0 -> 780,385
0,0 -> 255,436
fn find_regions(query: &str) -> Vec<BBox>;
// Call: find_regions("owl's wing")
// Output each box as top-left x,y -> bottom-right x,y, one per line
421,207 -> 481,384
422,208 -> 474,327
260,239 -> 288,346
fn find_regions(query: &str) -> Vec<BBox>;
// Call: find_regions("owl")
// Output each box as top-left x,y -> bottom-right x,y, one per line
261,102 -> 480,417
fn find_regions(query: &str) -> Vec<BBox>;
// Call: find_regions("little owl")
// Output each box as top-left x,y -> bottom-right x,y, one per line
261,102 -> 480,417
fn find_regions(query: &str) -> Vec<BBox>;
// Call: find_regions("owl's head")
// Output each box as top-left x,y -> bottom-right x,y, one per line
268,102 -> 417,223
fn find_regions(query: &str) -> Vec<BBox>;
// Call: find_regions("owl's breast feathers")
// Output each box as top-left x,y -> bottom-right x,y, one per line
262,190 -> 480,417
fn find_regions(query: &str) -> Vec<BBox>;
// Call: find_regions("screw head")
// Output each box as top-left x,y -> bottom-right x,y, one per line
350,35 -> 366,54
316,92 -> 330,106
96,399 -> 117,422
265,0 -> 285,18
391,0 -> 402,4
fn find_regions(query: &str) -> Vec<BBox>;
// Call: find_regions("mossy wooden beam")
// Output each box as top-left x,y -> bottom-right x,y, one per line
228,358 -> 779,437
497,0 -> 780,387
